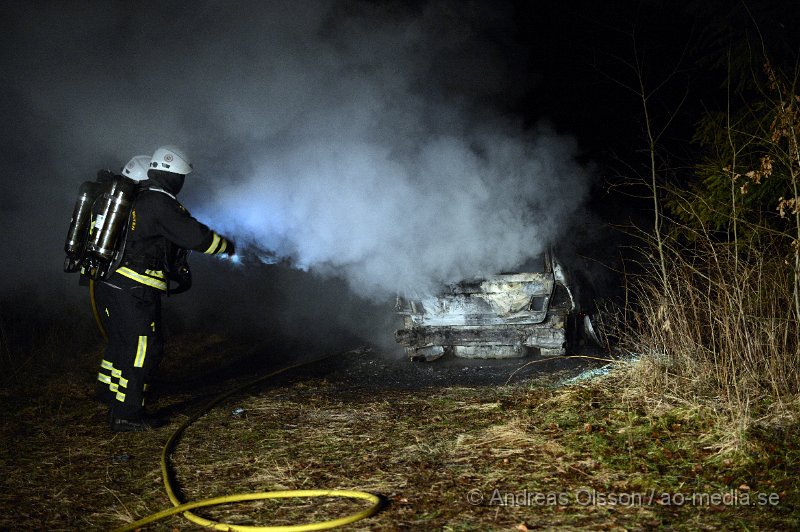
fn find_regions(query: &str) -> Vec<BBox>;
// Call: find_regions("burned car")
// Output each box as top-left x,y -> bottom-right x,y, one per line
395,251 -> 598,361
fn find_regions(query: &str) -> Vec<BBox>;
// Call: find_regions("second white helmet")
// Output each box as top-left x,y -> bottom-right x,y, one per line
121,155 -> 151,182
150,145 -> 193,175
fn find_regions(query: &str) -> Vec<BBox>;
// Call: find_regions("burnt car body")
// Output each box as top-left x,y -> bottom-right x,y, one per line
395,251 -> 596,361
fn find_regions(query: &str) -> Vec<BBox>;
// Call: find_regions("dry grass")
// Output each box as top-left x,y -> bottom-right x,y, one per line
0,322 -> 798,530
608,235 -> 800,453
154,375 -> 797,530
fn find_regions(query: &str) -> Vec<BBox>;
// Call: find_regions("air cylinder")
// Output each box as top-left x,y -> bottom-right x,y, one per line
86,176 -> 137,277
63,180 -> 101,272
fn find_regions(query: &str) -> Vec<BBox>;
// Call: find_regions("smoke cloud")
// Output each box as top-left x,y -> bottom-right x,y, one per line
0,1 -> 591,318
207,124 -> 587,298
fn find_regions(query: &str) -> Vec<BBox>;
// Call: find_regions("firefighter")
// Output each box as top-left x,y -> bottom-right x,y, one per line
94,145 -> 235,432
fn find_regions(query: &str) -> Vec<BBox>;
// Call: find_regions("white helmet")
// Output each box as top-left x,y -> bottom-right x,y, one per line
121,155 -> 151,182
150,145 -> 193,175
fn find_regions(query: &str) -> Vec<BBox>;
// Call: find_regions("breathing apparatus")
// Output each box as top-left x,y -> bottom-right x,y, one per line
63,176 -> 103,271
64,170 -> 138,280
66,146 -> 197,287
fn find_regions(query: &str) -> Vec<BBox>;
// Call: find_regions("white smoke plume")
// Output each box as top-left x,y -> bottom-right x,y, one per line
1,0 -> 591,302
187,1 -> 592,298
206,124 -> 588,298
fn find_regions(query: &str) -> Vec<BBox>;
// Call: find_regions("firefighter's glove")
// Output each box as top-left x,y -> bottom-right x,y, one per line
225,239 -> 236,257
169,266 -> 193,295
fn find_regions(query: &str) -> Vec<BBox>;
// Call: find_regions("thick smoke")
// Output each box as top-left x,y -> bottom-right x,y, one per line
0,1 -> 591,317
188,1 -> 591,298
207,125 -> 587,298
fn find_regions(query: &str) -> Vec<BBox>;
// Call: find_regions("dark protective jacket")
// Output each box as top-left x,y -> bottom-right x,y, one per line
112,171 -> 231,291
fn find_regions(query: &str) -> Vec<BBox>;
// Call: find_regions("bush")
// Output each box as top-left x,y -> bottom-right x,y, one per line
615,235 -> 800,440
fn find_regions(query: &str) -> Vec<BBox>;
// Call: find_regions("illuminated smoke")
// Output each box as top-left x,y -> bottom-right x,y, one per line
186,2 -> 592,299
204,123 -> 589,298
1,1 -> 591,302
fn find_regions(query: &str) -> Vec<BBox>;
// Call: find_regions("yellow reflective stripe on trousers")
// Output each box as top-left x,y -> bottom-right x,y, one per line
116,267 -> 168,291
111,368 -> 129,386
99,370 -> 127,388
134,335 -> 148,368
101,359 -> 114,371
204,232 -> 221,254
115,391 -> 126,402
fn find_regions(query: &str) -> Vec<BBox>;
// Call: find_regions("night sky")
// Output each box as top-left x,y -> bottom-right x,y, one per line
2,0 -> 799,347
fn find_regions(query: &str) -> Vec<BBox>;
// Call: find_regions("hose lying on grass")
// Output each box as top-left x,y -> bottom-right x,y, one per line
112,350 -> 382,532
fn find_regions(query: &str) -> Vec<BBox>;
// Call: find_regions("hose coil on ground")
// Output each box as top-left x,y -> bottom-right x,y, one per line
112,354 -> 382,532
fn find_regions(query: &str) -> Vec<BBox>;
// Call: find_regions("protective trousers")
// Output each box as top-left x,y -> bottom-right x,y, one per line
94,281 -> 163,419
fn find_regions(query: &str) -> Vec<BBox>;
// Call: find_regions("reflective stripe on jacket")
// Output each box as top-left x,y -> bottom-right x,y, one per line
113,186 -> 230,290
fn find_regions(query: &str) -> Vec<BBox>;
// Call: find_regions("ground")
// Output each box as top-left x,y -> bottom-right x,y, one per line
0,333 -> 797,530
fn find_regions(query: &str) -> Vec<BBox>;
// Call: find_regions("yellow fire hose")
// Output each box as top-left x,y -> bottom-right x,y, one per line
90,278 -> 380,529
108,349 -> 382,531
90,281 -> 379,529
